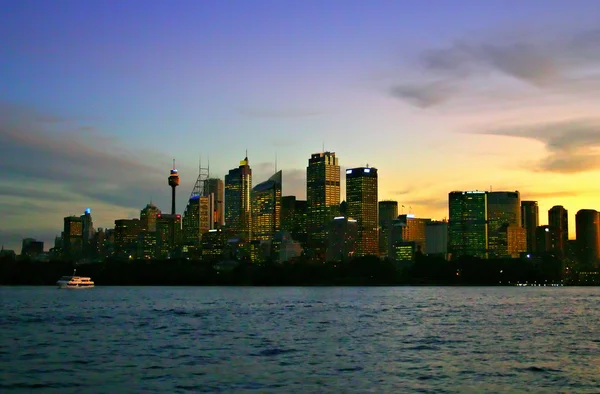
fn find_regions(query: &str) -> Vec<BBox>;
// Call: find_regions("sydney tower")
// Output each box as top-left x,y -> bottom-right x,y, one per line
168,160 -> 179,215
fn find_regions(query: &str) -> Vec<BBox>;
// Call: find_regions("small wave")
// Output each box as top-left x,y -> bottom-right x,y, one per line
254,348 -> 297,357
338,366 -> 363,372
521,366 -> 562,373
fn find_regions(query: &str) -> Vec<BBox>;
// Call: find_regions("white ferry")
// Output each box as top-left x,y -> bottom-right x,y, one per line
56,269 -> 95,289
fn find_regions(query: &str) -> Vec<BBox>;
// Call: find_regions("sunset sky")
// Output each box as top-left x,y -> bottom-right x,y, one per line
1,0 -> 600,251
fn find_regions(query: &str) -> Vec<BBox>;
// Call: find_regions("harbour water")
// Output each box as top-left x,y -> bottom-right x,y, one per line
1,286 -> 599,393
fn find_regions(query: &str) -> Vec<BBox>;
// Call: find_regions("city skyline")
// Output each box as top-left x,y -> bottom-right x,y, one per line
2,1 -> 600,250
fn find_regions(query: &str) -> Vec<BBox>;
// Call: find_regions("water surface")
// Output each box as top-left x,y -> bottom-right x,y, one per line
1,286 -> 599,393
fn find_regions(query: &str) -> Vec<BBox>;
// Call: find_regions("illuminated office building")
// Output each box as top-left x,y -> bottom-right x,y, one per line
251,171 -> 282,241
114,218 -> 141,259
448,191 -> 488,259
183,163 -> 215,252
205,178 -> 225,228
156,213 -> 182,259
63,216 -> 83,260
395,214 -> 431,253
225,156 -> 252,240
346,167 -> 378,256
306,152 -> 340,254
487,191 -> 521,258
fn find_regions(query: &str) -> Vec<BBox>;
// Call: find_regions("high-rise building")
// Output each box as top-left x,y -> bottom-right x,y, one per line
81,208 -> 94,258
548,205 -> 568,255
140,203 -> 161,232
346,167 -> 378,256
379,200 -> 398,256
114,218 -> 141,259
575,209 -> 600,269
225,155 -> 252,240
506,224 -> 527,258
205,178 -> 225,228
521,201 -> 539,252
425,221 -> 448,257
448,191 -> 488,259
183,164 -> 215,252
168,162 -> 180,215
326,216 -> 358,261
395,214 -> 431,253
306,152 -> 340,254
251,171 -> 282,241
535,225 -> 557,253
487,191 -> 521,258
63,216 -> 83,260
156,213 -> 182,259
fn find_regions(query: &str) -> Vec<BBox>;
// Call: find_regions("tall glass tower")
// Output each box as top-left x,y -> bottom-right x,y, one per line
521,200 -> 539,252
225,156 -> 252,240
346,167 -> 379,256
251,171 -> 282,241
448,191 -> 488,259
306,152 -> 340,254
487,191 -> 521,258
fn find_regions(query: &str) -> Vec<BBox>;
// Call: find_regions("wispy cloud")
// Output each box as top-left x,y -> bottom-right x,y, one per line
389,27 -> 600,107
0,102 -> 169,210
483,118 -> 600,174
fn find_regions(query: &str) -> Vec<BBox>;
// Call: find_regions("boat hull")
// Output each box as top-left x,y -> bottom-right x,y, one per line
57,281 -> 94,289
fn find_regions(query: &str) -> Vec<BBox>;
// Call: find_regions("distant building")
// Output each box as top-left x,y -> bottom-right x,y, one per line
326,216 -> 358,262
506,224 -> 527,258
114,218 -> 141,259
21,238 -> 44,259
225,156 -> 252,240
521,201 -> 539,252
448,191 -> 488,259
425,220 -> 448,258
251,171 -> 282,241
487,191 -> 521,258
156,214 -> 182,259
346,167 -> 378,256
576,209 -> 600,269
140,203 -> 161,232
205,178 -> 225,228
63,216 -> 83,260
549,205 -> 569,256
395,214 -> 431,253
307,152 -> 340,255
379,200 -> 398,257
281,196 -> 308,244
201,229 -> 226,261
535,225 -> 557,253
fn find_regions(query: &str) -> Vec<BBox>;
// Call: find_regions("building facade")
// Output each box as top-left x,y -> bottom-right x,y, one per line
346,167 -> 379,256
448,191 -> 488,259
487,191 -> 521,259
225,156 -> 252,240
306,152 -> 340,254
521,200 -> 539,252
251,171 -> 282,241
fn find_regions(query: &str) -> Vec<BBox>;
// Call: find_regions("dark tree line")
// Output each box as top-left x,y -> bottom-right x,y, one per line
0,252 -> 571,286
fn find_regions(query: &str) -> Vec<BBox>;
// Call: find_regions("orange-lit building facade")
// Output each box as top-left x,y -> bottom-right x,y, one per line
346,167 -> 378,256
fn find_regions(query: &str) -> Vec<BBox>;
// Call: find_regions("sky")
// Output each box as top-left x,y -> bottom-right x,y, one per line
1,0 -> 600,251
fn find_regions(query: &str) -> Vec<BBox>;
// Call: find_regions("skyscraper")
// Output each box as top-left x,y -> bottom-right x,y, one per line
521,201 -> 539,252
140,203 -> 161,232
205,178 -> 225,228
251,171 -> 282,241
306,152 -> 340,254
346,167 -> 378,256
225,155 -> 252,240
183,163 -> 214,251
379,200 -> 398,256
448,191 -> 488,259
395,214 -> 431,253
487,191 -> 521,258
575,209 -> 600,269
81,208 -> 95,258
63,216 -> 83,260
549,205 -> 568,255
